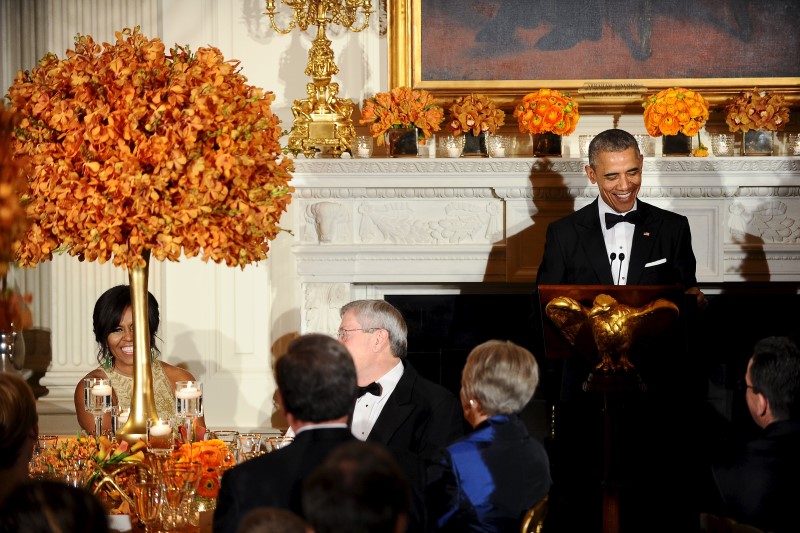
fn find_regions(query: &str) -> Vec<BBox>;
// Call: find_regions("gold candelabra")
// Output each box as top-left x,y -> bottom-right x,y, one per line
266,0 -> 372,158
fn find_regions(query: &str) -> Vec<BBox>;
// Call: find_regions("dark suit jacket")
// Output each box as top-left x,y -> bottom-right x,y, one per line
711,420 -> 800,533
212,427 -> 353,533
426,414 -> 552,532
536,198 -> 698,288
367,360 -> 464,532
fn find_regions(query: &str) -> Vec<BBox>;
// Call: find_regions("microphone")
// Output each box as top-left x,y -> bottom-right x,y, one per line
616,253 -> 626,285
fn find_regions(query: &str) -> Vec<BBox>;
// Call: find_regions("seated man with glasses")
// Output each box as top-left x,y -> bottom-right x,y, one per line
337,299 -> 463,532
708,335 -> 800,533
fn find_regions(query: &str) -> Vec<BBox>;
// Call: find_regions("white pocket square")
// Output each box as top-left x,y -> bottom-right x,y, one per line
644,258 -> 667,268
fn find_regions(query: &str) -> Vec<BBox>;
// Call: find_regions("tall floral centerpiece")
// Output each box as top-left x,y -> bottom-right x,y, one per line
642,87 -> 709,156
514,89 -> 579,156
725,88 -> 790,155
360,86 -> 444,156
6,28 -> 293,441
447,93 -> 505,157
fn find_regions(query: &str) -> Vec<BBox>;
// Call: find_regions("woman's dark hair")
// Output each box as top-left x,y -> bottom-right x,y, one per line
93,285 -> 160,367
0,480 -> 110,533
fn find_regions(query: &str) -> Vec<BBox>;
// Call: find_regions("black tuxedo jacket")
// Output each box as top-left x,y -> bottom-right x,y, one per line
367,360 -> 464,532
213,427 -> 353,533
537,198 -> 698,288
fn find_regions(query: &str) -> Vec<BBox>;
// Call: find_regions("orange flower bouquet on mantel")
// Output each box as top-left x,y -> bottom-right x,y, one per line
360,86 -> 444,146
448,93 -> 505,136
6,27 -> 293,271
514,89 -> 580,136
725,88 -> 790,133
642,87 -> 709,137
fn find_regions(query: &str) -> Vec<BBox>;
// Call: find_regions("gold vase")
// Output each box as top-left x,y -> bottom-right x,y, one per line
116,251 -> 159,443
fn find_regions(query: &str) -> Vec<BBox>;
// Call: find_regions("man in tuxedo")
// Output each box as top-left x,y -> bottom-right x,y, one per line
536,128 -> 705,531
213,334 -> 356,533
710,336 -> 800,533
337,299 -> 464,530
537,127 -> 704,301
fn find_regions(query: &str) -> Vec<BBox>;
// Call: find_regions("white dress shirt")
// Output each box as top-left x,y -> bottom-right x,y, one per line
351,361 -> 404,441
598,197 -> 638,285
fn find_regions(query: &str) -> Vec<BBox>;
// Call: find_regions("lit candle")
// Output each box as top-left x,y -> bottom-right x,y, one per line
176,387 -> 202,399
149,423 -> 172,437
493,147 -> 506,158
91,384 -> 112,396
357,147 -> 370,158
447,147 -> 460,158
117,409 -> 130,425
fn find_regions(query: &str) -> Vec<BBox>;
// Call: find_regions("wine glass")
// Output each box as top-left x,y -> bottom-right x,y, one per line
237,433 -> 262,463
146,418 -> 175,456
210,430 -> 239,463
83,378 -> 113,436
175,381 -> 203,445
133,481 -> 163,533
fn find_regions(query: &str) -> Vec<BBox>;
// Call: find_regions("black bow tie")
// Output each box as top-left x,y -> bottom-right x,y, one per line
605,210 -> 641,229
357,382 -> 382,398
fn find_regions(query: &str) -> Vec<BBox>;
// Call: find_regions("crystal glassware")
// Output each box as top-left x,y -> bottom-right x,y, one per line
439,135 -> 464,158
711,133 -> 735,157
487,134 -> 509,158
134,481 -> 163,533
84,378 -> 113,436
175,380 -> 203,445
237,433 -> 263,463
147,418 -> 175,455
354,135 -> 374,158
210,430 -> 239,463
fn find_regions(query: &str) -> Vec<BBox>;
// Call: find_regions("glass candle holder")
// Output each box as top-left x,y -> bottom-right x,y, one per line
787,133 -> 800,156
579,135 -> 595,158
439,135 -> 464,158
175,381 -> 203,445
354,135 -> 373,158
711,133 -> 735,157
487,134 -> 509,158
633,134 -> 655,157
84,378 -> 113,436
147,418 -> 175,455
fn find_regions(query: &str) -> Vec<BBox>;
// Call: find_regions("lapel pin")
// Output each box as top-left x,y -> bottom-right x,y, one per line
643,232 -> 651,237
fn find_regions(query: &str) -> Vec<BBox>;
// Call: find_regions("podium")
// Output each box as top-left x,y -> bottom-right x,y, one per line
537,285 -> 687,533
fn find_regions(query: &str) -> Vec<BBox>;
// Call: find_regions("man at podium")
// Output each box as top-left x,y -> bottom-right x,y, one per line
536,128 -> 706,532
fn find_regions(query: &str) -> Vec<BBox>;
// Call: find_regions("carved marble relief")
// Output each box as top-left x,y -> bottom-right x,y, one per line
357,201 -> 501,244
304,282 -> 350,335
304,201 -> 351,243
728,200 -> 800,243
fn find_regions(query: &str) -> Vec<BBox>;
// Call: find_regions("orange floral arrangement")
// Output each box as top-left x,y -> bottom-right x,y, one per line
642,87 -> 709,137
172,439 -> 235,498
447,93 -> 505,136
0,109 -> 30,278
360,86 -> 444,146
514,89 -> 580,136
725,88 -> 790,133
5,27 -> 293,271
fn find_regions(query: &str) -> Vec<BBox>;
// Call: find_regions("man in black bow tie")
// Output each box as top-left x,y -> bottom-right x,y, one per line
537,128 -> 704,303
535,128 -> 706,532
337,299 -> 463,532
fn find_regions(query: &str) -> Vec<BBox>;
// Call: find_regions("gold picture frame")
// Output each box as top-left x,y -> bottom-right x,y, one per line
389,0 -> 800,113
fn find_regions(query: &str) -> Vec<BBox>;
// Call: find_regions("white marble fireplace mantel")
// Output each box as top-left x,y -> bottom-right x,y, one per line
290,156 -> 800,333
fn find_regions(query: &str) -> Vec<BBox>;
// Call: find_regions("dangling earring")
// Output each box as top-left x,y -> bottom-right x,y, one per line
103,352 -> 112,370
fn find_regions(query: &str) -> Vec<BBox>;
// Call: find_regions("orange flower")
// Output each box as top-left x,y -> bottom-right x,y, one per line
359,87 -> 444,146
171,439 -> 233,498
447,94 -> 505,136
196,468 -> 221,499
6,27 -> 293,272
514,89 -> 579,136
0,109 -> 31,278
725,88 -> 790,133
642,87 -> 709,137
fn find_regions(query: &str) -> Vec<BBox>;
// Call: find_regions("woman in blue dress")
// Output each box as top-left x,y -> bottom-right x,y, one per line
426,340 -> 551,532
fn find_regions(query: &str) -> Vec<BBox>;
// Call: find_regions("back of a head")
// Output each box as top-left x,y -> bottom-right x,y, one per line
461,339 -> 539,416
303,441 -> 410,533
0,372 -> 38,470
588,128 -> 640,168
751,336 -> 800,421
0,480 -> 110,533
275,333 -> 357,423
340,300 -> 408,358
237,507 -> 309,533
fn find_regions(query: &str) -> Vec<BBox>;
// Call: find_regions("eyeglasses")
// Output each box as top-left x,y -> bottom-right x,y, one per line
336,327 -> 378,342
737,378 -> 759,393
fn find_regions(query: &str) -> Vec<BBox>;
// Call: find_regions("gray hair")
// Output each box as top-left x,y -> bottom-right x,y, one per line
340,300 -> 408,359
461,340 -> 539,415
588,128 -> 641,169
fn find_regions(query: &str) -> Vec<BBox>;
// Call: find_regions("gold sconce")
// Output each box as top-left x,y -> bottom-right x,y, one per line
265,0 -> 372,158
